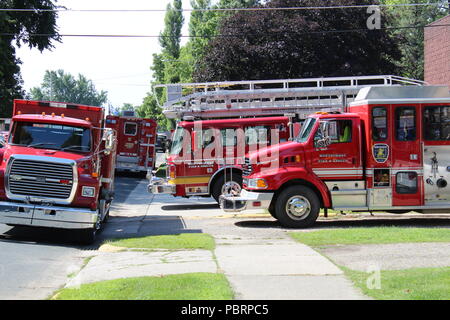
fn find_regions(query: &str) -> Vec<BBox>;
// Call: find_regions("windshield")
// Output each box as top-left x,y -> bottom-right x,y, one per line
296,118 -> 316,143
10,122 -> 91,153
170,126 -> 185,156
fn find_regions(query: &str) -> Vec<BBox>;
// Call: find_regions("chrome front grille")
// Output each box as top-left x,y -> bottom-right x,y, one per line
8,158 -> 74,200
242,158 -> 253,177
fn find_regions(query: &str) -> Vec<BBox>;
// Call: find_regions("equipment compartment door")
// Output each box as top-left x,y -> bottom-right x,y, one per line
119,120 -> 140,157
391,105 -> 423,206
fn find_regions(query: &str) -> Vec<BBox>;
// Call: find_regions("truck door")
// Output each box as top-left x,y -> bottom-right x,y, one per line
391,105 -> 422,206
118,119 -> 140,158
310,118 -> 363,180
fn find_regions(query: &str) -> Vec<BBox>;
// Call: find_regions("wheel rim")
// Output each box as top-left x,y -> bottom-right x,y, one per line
221,180 -> 241,196
285,195 -> 311,220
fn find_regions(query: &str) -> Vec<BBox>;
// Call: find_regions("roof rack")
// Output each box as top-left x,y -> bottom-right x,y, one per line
153,75 -> 426,120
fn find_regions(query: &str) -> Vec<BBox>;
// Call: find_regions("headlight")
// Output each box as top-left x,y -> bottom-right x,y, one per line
82,186 -> 96,198
247,178 -> 268,189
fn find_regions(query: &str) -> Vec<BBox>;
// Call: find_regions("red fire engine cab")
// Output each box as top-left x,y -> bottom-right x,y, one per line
0,100 -> 117,244
221,84 -> 450,228
149,76 -> 420,203
106,111 -> 157,173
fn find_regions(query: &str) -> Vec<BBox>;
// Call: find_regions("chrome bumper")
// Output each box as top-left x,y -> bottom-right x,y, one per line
147,176 -> 176,195
0,201 -> 97,229
219,190 -> 274,212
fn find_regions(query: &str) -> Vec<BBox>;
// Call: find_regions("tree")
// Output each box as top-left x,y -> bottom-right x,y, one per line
194,0 -> 403,82
137,94 -> 171,131
380,0 -> 448,80
30,70 -> 108,106
0,0 -> 60,117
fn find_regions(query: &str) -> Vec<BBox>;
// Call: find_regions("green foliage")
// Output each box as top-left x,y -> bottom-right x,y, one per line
30,70 -> 108,106
137,93 -> 172,131
194,0 -> 403,81
0,0 -> 60,117
379,0 -> 449,80
159,0 -> 184,59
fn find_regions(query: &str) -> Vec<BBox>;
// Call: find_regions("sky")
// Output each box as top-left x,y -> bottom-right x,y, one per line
16,0 -> 191,109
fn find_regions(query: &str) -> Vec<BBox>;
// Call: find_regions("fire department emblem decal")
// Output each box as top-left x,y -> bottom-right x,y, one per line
373,144 -> 389,163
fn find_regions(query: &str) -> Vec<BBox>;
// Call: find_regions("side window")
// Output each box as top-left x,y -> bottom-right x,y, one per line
372,107 -> 388,141
221,128 -> 236,147
396,172 -> 418,194
202,128 -> 216,149
245,126 -> 270,145
395,107 -> 416,141
124,122 -> 137,136
316,120 -> 352,144
423,106 -> 450,141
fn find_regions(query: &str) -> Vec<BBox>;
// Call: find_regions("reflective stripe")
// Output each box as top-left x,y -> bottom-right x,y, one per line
168,176 -> 211,185
313,168 -> 363,177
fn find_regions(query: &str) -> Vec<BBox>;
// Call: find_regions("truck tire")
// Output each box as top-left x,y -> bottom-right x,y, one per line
275,185 -> 320,228
77,206 -> 104,245
211,172 -> 242,203
78,228 -> 97,245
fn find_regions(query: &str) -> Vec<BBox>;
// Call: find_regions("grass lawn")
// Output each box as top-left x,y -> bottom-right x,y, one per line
53,273 -> 233,300
290,227 -> 450,300
344,266 -> 450,300
106,233 -> 215,251
289,227 -> 450,246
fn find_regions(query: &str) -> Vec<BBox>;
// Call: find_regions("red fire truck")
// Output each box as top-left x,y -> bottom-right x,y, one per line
221,84 -> 450,228
0,100 -> 117,243
106,111 -> 157,173
149,76 -> 420,202
149,116 -> 293,201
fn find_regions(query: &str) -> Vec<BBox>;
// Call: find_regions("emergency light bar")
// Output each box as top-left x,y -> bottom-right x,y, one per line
14,100 -> 103,112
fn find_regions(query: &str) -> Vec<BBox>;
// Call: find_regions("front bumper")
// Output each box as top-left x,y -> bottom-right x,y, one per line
0,201 -> 97,229
148,176 -> 176,195
219,189 -> 274,212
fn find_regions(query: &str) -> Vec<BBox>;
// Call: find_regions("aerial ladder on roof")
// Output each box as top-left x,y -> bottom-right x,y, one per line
153,75 -> 427,120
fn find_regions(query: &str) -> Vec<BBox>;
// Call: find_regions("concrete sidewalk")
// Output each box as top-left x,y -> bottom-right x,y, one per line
64,177 -> 369,300
214,236 -> 368,300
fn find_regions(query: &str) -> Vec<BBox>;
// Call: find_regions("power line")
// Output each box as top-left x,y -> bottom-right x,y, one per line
0,2 -> 447,13
1,24 -> 448,39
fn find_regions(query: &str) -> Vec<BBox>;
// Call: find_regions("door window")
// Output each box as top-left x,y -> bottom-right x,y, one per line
372,107 -> 388,141
395,107 -> 416,141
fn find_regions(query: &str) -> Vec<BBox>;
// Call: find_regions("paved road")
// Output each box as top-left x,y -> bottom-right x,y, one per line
0,171 -> 151,300
1,163 -> 450,299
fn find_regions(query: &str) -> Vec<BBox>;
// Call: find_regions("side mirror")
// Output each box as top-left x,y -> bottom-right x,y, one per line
103,128 -> 116,155
314,121 -> 331,148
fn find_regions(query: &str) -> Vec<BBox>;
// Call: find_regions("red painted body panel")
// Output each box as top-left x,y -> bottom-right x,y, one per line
106,115 -> 157,171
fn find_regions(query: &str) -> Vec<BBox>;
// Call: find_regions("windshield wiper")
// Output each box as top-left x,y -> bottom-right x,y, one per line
60,145 -> 89,152
27,143 -> 58,148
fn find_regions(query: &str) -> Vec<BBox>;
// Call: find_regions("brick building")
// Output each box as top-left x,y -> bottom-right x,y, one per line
424,15 -> 450,89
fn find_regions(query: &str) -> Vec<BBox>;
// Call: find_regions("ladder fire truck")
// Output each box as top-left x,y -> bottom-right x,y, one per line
148,75 -> 426,203
220,81 -> 450,228
106,111 -> 157,173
